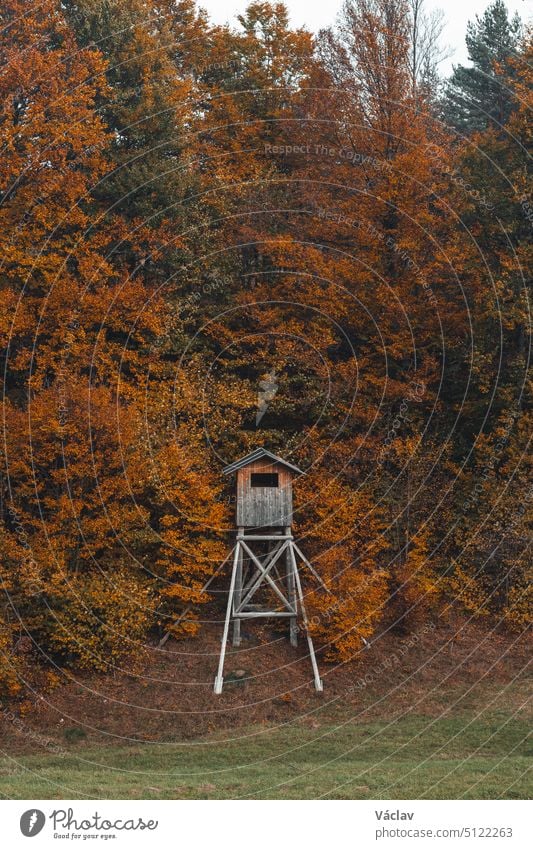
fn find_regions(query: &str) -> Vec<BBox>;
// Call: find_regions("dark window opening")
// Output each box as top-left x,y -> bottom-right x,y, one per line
251,472 -> 279,488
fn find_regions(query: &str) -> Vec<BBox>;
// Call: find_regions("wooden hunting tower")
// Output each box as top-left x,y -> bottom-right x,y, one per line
213,448 -> 324,694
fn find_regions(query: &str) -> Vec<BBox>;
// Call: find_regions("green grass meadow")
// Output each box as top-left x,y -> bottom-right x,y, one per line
1,711 -> 530,800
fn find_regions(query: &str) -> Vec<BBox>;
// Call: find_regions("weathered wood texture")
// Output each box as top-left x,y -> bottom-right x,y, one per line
236,460 -> 292,527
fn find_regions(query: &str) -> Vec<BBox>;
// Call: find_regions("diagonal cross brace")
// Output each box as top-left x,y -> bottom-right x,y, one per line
239,541 -> 285,596
236,540 -> 292,612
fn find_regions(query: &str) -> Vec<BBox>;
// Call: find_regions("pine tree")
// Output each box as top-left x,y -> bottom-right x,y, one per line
64,0 -> 193,223
443,32 -> 532,628
443,0 -> 522,134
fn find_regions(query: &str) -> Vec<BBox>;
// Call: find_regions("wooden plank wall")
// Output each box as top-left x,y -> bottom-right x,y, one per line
236,460 -> 292,528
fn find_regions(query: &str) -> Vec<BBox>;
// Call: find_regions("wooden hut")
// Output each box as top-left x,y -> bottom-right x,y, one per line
222,448 -> 303,530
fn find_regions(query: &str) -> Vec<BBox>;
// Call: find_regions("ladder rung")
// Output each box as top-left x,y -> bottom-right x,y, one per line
233,611 -> 296,619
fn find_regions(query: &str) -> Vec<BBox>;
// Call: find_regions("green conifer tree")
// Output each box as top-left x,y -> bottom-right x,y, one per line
444,0 -> 522,134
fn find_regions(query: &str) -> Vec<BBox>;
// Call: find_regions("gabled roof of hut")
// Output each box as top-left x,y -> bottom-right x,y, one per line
222,448 -> 304,476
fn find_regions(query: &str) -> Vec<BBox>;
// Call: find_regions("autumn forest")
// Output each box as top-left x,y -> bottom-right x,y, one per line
0,0 -> 531,698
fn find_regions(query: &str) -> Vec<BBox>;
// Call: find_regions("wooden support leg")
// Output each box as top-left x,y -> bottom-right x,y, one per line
232,538 -> 243,647
286,527 -> 298,647
290,543 -> 323,692
214,543 -> 239,694
293,543 -> 329,591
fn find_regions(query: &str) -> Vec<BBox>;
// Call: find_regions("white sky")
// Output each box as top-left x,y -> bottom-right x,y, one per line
199,0 -> 530,74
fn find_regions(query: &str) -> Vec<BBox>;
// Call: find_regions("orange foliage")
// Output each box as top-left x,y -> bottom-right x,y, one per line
295,470 -> 389,660
0,0 -> 529,695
